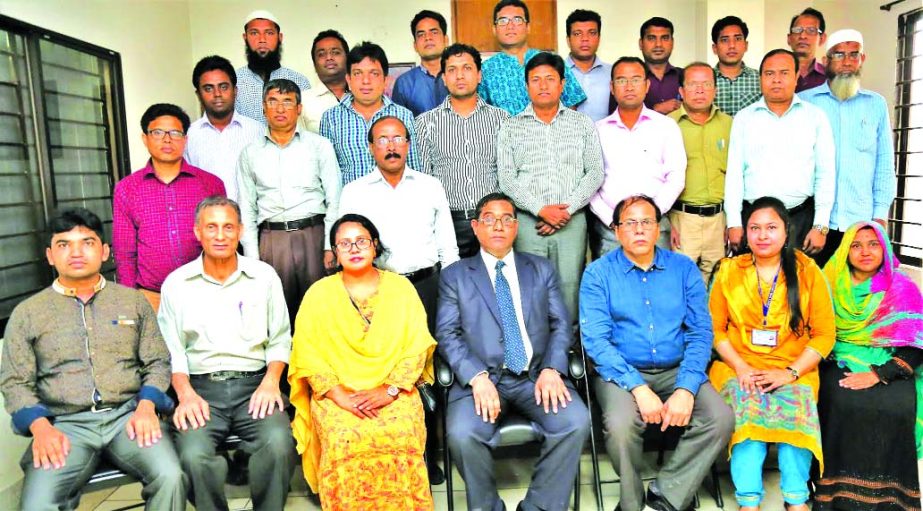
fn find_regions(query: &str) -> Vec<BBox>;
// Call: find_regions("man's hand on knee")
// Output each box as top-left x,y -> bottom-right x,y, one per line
249,379 -> 284,420
173,390 -> 210,431
127,399 -> 162,448
471,373 -> 501,423
534,368 -> 572,414
29,418 -> 70,470
630,385 -> 664,425
660,389 -> 694,431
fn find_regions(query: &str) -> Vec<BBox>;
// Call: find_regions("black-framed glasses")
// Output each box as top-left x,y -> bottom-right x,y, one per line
790,26 -> 822,36
335,238 -> 373,252
478,214 -> 518,228
147,129 -> 185,140
495,16 -> 526,26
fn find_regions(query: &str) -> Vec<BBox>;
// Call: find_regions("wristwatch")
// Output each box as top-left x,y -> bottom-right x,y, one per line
812,224 -> 829,235
785,366 -> 800,381
386,385 -> 400,399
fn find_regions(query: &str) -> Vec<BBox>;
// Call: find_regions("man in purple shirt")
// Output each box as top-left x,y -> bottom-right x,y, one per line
788,7 -> 828,92
640,17 -> 681,115
113,104 -> 226,311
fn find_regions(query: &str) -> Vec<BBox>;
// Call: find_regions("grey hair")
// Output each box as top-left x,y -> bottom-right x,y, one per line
195,195 -> 242,224
262,78 -> 302,104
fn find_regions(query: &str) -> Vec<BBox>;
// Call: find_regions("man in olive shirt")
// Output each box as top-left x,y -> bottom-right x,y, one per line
668,62 -> 732,282
0,208 -> 185,510
159,196 -> 295,511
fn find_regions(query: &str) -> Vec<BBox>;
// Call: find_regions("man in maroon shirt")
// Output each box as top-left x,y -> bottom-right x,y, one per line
113,104 -> 226,310
639,16 -> 681,115
787,7 -> 828,92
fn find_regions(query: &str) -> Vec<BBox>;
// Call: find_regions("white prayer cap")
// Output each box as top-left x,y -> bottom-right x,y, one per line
826,29 -> 863,53
244,10 -> 280,29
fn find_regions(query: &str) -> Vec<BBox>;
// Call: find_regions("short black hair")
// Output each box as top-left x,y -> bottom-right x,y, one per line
640,16 -> 674,39
47,207 -> 105,247
411,10 -> 447,37
329,213 -> 387,262
262,78 -> 302,104
760,48 -> 799,74
347,41 -> 389,76
789,7 -> 826,33
311,29 -> 349,62
367,115 -> 409,143
679,61 -> 716,87
440,43 -> 483,73
565,9 -> 601,36
493,0 -> 529,23
711,16 -> 749,44
140,103 -> 190,133
475,192 -> 517,219
524,52 -> 565,82
611,56 -> 651,81
192,55 -> 237,90
612,195 -> 662,227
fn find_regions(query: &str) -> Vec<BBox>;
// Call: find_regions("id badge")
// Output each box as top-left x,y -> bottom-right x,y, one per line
751,328 -> 779,347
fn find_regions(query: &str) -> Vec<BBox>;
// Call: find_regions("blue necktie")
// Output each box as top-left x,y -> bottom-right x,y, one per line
495,260 -> 527,374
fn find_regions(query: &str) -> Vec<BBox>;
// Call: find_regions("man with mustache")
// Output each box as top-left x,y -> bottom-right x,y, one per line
392,10 -> 450,117
801,29 -> 896,267
640,17 -> 681,115
302,30 -> 350,133
235,10 -> 311,124
787,7 -> 828,93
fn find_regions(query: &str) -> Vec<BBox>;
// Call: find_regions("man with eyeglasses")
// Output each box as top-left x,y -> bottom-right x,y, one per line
565,9 -> 612,122
237,78 -> 341,326
302,30 -> 350,133
436,192 -> 590,511
580,195 -> 733,511
392,10 -> 450,116
711,16 -> 761,116
589,56 -> 686,260
639,17 -> 682,115
787,7 -> 828,92
478,0 -> 586,115
113,103 -> 226,311
235,10 -> 311,124
801,29 -> 896,267
338,115 -> 458,484
724,49 -> 836,259
667,62 -> 732,282
320,41 -> 420,184
185,55 -> 263,202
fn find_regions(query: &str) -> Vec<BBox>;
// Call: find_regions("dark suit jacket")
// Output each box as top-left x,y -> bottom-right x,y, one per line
436,251 -> 573,402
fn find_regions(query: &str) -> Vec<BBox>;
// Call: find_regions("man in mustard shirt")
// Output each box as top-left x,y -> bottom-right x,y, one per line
668,62 -> 732,282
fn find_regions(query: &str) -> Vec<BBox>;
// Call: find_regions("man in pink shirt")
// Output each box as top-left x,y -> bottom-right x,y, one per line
113,104 -> 226,310
589,56 -> 686,259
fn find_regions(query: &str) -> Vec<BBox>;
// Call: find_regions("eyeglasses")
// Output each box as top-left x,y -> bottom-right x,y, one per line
618,218 -> 658,231
684,81 -> 715,90
335,238 -> 373,252
613,77 -> 645,88
829,51 -> 862,61
373,136 -> 408,148
495,16 -> 526,26
790,26 -> 822,36
146,129 -> 185,140
478,214 -> 518,228
265,99 -> 297,110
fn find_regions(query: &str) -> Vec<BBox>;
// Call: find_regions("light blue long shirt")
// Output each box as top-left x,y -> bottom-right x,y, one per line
800,82 -> 896,229
566,55 -> 612,122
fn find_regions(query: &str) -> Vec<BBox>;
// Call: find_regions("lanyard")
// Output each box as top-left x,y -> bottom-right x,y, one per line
756,266 -> 780,327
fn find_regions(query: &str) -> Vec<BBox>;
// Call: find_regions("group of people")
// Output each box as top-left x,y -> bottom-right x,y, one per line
0,1 -> 919,511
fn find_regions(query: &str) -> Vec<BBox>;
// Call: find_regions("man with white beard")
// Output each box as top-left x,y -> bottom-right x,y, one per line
801,29 -> 895,266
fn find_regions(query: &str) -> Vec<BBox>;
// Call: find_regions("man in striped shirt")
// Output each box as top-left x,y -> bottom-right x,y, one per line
498,52 -> 604,319
417,43 -> 510,258
801,29 -> 896,266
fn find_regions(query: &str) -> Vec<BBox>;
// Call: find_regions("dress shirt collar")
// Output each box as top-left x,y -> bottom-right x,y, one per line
52,275 -> 106,296
179,253 -> 258,286
674,104 -> 720,124
415,64 -> 441,78
809,59 -> 825,76
140,158 -> 199,179
195,111 -> 247,132
261,126 -> 303,147
602,105 -> 657,129
714,62 -> 757,80
613,246 -> 667,274
479,248 -> 516,272
651,62 -> 679,79
808,81 -> 874,101
367,166 -> 421,187
752,93 -> 804,117
339,92 -> 394,112
565,54 -> 606,72
438,95 -> 489,114
520,102 -> 567,122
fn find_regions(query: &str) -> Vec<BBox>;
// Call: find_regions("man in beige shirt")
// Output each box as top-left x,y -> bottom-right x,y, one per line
159,196 -> 295,511
302,29 -> 349,132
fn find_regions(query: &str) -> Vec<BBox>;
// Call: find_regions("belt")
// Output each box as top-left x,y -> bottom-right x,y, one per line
450,209 -> 478,220
260,215 -> 323,232
190,368 -> 267,382
402,264 -> 440,283
90,403 -> 115,413
675,202 -> 723,217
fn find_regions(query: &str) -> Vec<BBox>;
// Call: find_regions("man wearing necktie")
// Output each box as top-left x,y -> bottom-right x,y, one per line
436,192 -> 590,511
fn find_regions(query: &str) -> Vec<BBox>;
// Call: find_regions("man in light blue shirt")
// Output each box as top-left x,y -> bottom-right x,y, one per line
801,29 -> 895,266
564,9 -> 612,122
391,10 -> 450,116
725,49 -> 836,260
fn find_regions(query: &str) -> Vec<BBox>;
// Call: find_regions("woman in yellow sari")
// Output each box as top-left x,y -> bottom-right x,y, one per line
709,197 -> 836,511
289,213 -> 436,511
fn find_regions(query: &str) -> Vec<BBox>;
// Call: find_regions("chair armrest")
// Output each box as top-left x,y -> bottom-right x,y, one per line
435,355 -> 455,388
568,349 -> 586,380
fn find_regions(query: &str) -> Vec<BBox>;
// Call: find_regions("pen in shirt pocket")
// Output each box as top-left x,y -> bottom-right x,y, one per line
718,138 -> 726,151
238,301 -> 243,318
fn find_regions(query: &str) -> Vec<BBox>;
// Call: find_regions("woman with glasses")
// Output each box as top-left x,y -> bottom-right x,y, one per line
708,196 -> 836,510
813,221 -> 923,511
288,214 -> 436,510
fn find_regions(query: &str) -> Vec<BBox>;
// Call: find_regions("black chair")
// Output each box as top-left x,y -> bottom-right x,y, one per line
436,349 -> 597,511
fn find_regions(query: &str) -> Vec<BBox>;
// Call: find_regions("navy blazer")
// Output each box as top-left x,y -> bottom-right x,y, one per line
436,251 -> 573,402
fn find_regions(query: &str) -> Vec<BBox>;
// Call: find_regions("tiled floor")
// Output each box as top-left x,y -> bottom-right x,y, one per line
75,451 -> 792,510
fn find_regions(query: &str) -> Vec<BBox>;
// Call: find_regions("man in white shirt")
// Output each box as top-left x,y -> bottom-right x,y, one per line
185,55 -> 262,201
159,196 -> 295,511
302,30 -> 349,133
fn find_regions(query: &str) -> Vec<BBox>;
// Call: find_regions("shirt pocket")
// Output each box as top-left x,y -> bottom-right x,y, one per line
852,118 -> 877,153
240,301 -> 268,343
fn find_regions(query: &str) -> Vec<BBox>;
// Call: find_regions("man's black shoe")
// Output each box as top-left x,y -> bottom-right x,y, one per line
646,487 -> 695,511
427,461 -> 445,485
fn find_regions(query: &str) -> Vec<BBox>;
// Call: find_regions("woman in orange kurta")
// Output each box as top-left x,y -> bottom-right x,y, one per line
288,214 -> 436,511
709,197 -> 835,511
